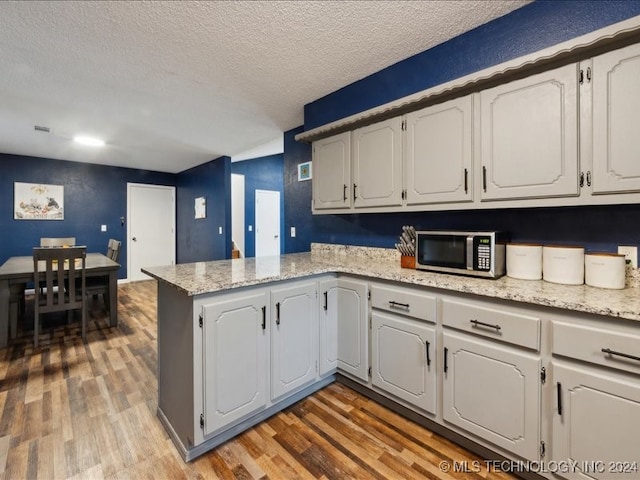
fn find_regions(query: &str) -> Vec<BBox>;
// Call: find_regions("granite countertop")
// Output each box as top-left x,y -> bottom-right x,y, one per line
142,243 -> 640,322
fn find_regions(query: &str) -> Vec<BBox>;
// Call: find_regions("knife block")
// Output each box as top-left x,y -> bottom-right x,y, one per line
400,255 -> 416,269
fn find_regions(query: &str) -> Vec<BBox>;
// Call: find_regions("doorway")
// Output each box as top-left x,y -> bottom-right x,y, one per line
255,189 -> 281,257
127,183 -> 176,281
231,174 -> 245,258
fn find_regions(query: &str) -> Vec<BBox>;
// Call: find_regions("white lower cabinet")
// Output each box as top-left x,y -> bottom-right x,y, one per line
318,277 -> 368,381
442,331 -> 541,461
271,281 -> 318,400
552,361 -> 640,480
202,291 -> 269,436
371,311 -> 436,414
551,315 -> 640,479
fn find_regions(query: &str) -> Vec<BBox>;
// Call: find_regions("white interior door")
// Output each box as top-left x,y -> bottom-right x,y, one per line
231,174 -> 245,257
255,189 -> 280,257
127,183 -> 175,281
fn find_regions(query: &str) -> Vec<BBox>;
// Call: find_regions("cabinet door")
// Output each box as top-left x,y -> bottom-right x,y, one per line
271,282 -> 318,400
318,278 -> 338,376
442,331 -> 541,460
371,311 -> 436,413
202,292 -> 268,436
352,117 -> 403,208
319,278 -> 369,381
312,132 -> 351,210
405,95 -> 473,205
592,43 -> 640,194
479,63 -> 579,200
553,362 -> 640,480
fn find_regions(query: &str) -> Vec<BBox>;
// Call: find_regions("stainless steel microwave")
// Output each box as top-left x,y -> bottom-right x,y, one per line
415,231 -> 507,278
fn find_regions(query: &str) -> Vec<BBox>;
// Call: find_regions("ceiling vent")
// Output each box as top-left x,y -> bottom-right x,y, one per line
34,125 -> 50,133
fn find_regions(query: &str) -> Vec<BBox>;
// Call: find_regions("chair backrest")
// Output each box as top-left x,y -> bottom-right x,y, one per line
33,246 -> 86,313
106,239 -> 122,262
40,237 -> 76,247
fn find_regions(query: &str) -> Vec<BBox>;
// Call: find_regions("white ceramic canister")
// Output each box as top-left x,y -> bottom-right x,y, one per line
542,245 -> 585,285
585,252 -> 626,289
506,243 -> 543,280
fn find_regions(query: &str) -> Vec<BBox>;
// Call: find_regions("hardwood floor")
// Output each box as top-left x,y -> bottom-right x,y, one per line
0,281 -> 516,479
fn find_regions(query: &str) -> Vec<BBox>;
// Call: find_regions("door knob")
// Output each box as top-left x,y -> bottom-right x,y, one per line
132,237 -> 137,242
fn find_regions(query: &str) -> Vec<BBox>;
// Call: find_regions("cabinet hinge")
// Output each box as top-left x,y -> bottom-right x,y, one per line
199,314 -> 203,328
200,413 -> 205,429
368,366 -> 372,377
540,440 -> 546,458
540,366 -> 546,384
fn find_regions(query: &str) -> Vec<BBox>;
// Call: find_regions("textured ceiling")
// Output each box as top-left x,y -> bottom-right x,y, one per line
0,0 -> 529,173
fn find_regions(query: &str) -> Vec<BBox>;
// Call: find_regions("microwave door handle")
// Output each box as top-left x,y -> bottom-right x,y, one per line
466,236 -> 474,270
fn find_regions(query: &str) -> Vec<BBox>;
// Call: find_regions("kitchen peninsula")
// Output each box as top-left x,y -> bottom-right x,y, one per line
143,244 -> 640,477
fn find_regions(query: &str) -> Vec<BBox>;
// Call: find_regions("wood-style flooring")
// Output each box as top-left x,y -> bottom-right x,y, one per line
0,280 -> 517,479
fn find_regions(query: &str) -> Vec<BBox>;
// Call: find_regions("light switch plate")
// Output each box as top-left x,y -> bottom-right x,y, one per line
101,225 -> 107,232
218,226 -> 223,235
618,245 -> 638,268
248,225 -> 253,232
290,227 -> 296,238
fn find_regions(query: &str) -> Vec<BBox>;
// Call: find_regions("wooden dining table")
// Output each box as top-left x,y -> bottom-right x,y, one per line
0,252 -> 120,348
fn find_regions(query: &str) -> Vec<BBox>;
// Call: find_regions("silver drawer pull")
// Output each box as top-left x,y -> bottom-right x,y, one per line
389,301 -> 410,309
470,319 -> 501,331
602,348 -> 640,363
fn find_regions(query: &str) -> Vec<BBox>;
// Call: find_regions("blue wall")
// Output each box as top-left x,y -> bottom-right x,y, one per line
286,1 -> 640,255
176,156 -> 231,263
231,154 -> 284,258
0,153 -> 176,278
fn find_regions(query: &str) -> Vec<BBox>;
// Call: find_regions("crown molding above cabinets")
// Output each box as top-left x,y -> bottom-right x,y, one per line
296,16 -> 640,144
308,18 -> 640,215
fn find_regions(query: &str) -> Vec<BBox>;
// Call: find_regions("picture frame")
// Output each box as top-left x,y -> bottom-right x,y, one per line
195,196 -> 206,219
14,182 -> 64,220
298,161 -> 312,181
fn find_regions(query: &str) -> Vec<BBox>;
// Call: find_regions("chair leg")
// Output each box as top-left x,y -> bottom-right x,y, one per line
34,312 -> 39,349
81,302 -> 87,343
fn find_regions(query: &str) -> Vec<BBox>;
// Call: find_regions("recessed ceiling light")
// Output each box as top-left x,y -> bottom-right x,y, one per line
73,135 -> 105,147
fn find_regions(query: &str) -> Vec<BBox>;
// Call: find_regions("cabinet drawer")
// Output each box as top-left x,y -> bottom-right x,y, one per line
553,321 -> 640,375
370,284 -> 436,322
442,299 -> 540,350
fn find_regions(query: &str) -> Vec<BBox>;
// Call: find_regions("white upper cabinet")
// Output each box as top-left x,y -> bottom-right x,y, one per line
312,132 -> 351,210
592,42 -> 640,194
405,95 -> 473,205
352,117 -> 403,208
479,63 -> 580,200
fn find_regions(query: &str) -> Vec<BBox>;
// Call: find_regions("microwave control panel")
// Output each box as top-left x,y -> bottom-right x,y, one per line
474,236 -> 492,271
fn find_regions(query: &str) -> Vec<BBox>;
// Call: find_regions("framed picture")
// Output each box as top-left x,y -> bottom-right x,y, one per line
298,161 -> 312,181
195,196 -> 206,219
14,182 -> 64,220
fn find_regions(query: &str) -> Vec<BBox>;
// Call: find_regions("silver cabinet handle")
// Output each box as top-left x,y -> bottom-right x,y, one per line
602,348 -> 640,362
470,319 -> 501,331
389,300 -> 409,309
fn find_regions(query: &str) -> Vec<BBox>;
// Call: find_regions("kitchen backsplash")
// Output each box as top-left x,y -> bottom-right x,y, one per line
311,242 -> 640,289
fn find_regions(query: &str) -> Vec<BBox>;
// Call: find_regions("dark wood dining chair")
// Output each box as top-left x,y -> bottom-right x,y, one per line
33,246 -> 86,348
85,239 -> 121,312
